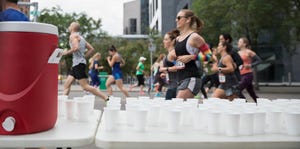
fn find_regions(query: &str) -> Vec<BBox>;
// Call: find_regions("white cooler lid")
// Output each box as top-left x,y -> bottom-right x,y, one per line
0,22 -> 58,35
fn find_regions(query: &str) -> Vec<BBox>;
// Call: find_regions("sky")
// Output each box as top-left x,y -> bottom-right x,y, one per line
31,0 -> 133,36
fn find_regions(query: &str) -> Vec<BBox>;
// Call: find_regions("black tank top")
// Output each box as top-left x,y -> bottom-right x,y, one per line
175,33 -> 200,82
218,55 -> 238,83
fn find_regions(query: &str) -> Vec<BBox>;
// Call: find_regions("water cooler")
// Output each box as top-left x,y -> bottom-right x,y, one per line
0,22 -> 59,135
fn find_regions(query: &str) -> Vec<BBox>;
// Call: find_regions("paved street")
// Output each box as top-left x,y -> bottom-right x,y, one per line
55,83 -> 300,149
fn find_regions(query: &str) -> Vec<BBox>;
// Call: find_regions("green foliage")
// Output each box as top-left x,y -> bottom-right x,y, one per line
38,6 -> 165,77
192,0 -> 300,55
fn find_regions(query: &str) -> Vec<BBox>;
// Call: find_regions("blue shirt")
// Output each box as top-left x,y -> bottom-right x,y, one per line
0,8 -> 29,21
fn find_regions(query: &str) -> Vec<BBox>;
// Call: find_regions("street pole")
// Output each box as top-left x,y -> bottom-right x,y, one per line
149,38 -> 156,92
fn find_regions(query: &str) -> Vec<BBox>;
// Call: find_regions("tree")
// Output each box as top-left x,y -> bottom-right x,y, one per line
38,6 -> 107,75
192,0 -> 300,82
192,0 -> 300,52
38,6 -> 166,80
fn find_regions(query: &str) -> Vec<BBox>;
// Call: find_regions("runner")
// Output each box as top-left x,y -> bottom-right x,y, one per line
106,45 -> 130,97
61,22 -> 109,101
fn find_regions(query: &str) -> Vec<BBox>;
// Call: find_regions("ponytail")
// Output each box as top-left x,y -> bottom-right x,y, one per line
180,9 -> 204,33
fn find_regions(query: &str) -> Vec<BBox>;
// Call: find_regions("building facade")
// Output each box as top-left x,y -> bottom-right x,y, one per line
123,0 -> 149,35
149,0 -> 192,35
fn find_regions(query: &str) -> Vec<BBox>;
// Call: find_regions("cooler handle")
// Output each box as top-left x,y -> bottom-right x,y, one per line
48,48 -> 63,64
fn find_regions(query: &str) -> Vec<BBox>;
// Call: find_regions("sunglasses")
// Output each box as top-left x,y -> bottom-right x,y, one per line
176,16 -> 186,20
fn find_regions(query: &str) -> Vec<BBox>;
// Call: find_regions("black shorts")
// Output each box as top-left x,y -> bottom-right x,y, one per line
69,63 -> 88,80
136,74 -> 145,86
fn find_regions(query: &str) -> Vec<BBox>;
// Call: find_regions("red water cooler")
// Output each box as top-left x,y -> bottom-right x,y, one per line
0,22 -> 59,135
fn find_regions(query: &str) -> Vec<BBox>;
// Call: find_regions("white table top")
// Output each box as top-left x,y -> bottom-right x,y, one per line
0,110 -> 102,148
95,111 -> 300,149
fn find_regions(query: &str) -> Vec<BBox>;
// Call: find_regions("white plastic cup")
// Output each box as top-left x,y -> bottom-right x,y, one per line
267,110 -> 282,133
125,97 -> 138,105
224,112 -> 240,137
106,101 -> 122,109
285,112 -> 300,136
134,109 -> 148,132
207,111 -> 221,135
167,109 -> 181,133
58,95 -> 68,116
254,111 -> 266,134
65,100 -> 77,120
180,104 -> 194,126
239,112 -> 254,136
147,105 -> 161,126
76,100 -> 92,122
126,104 -> 138,126
110,96 -> 122,103
58,97 -> 67,117
104,107 -> 120,131
193,107 -> 207,130
83,95 -> 95,113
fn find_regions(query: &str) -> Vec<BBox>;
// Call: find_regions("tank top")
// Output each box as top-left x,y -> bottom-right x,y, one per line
112,62 -> 121,74
70,32 -> 87,67
218,55 -> 237,83
92,60 -> 99,73
163,57 -> 177,88
175,33 -> 200,82
240,53 -> 253,75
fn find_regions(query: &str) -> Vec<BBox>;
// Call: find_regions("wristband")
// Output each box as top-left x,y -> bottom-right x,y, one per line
166,67 -> 169,72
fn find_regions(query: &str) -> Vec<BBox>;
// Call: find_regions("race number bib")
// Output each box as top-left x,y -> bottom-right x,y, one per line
219,73 -> 226,83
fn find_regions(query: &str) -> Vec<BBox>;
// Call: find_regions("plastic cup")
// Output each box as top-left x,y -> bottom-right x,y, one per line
193,107 -> 207,130
147,105 -> 160,126
76,100 -> 92,122
126,104 -> 138,126
83,95 -> 95,113
167,109 -> 181,133
65,100 -> 77,120
106,101 -> 122,109
207,111 -> 221,134
267,110 -> 282,133
285,112 -> 300,136
239,112 -> 254,136
58,97 -> 67,117
254,111 -> 266,134
134,109 -> 148,132
104,107 -> 120,131
180,104 -> 194,126
224,112 -> 240,137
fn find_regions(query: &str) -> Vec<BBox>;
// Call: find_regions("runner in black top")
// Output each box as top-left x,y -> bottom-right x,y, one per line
212,42 -> 239,101
174,9 -> 211,99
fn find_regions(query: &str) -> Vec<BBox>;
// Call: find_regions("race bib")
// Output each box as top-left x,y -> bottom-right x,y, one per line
219,73 -> 226,83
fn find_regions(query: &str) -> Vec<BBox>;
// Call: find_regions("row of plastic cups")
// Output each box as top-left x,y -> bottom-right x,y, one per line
105,96 -> 300,135
58,95 -> 95,122
105,104 -> 300,136
195,103 -> 300,136
104,105 -> 184,133
104,106 -> 148,132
